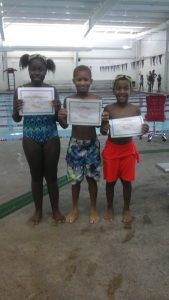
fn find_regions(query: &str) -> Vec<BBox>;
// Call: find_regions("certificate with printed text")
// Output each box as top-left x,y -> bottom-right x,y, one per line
67,98 -> 102,126
18,87 -> 54,115
109,116 -> 144,138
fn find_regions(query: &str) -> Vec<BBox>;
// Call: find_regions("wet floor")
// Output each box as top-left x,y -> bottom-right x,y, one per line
1,136 -> 169,300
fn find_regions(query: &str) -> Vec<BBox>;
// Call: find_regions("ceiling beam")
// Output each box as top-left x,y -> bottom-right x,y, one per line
135,19 -> 169,39
0,45 -> 92,52
0,45 -> 133,52
83,0 -> 120,38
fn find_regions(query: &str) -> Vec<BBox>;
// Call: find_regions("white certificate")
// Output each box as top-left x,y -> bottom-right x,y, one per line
18,87 -> 54,115
67,98 -> 102,126
109,116 -> 144,138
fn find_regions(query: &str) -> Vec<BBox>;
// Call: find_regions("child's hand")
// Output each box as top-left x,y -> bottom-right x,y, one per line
101,122 -> 110,134
52,100 -> 61,111
142,123 -> 149,135
58,108 -> 67,123
14,99 -> 23,112
102,111 -> 109,122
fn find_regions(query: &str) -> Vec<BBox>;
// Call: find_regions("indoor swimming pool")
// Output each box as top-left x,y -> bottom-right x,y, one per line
0,92 -> 169,141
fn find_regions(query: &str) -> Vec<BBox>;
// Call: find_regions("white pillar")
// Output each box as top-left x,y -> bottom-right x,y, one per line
0,51 -> 8,90
73,51 -> 78,67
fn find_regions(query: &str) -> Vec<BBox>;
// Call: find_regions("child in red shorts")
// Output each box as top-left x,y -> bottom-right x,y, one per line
100,75 -> 149,225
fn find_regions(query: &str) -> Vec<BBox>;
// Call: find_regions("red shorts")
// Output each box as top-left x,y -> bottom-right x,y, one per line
102,139 -> 140,182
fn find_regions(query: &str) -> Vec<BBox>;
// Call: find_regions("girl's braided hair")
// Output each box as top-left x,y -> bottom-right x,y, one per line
19,54 -> 56,73
113,74 -> 132,89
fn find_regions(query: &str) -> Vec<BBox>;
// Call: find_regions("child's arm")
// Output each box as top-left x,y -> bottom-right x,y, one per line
58,108 -> 68,128
137,106 -> 149,137
142,123 -> 149,135
100,110 -> 110,135
139,123 -> 149,140
58,98 -> 69,129
12,89 -> 23,122
52,87 -> 61,121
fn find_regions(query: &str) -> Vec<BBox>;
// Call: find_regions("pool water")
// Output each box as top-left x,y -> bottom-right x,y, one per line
0,93 -> 169,141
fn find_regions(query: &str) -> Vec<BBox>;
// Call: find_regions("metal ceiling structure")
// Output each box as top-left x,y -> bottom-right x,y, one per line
1,0 -> 169,50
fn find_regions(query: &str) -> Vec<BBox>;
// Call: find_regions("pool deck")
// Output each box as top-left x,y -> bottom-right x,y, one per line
1,136 -> 169,300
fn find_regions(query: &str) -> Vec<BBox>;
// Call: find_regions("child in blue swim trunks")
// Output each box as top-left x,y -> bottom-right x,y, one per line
12,53 -> 65,225
58,65 -> 109,224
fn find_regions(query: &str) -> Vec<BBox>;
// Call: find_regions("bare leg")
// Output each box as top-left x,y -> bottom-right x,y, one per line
44,137 -> 65,223
86,176 -> 99,224
121,179 -> 134,224
47,182 -> 65,222
30,181 -> 43,224
66,183 -> 80,223
23,138 -> 44,225
104,181 -> 116,221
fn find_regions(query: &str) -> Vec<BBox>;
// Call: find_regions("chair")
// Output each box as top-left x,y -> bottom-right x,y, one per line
145,95 -> 167,142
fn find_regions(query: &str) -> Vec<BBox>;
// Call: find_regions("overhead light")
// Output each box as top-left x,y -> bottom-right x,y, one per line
122,45 -> 131,49
3,23 -> 87,47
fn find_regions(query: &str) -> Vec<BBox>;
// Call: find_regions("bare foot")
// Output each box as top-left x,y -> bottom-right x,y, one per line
29,211 -> 42,225
104,209 -> 114,221
53,210 -> 66,223
66,210 -> 78,224
90,209 -> 100,224
122,210 -> 134,225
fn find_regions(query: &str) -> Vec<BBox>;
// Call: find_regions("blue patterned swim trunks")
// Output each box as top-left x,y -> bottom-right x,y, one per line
66,137 -> 101,184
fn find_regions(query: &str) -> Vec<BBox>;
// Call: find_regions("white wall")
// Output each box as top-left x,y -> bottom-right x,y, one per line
136,31 -> 166,91
141,31 -> 166,56
78,48 -> 136,81
0,48 -> 136,91
0,31 -> 167,92
5,51 -> 75,89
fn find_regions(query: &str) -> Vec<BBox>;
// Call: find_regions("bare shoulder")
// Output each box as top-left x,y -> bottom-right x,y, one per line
104,103 -> 116,112
88,92 -> 102,100
128,103 -> 140,114
65,93 -> 77,100
65,93 -> 102,100
42,82 -> 51,87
